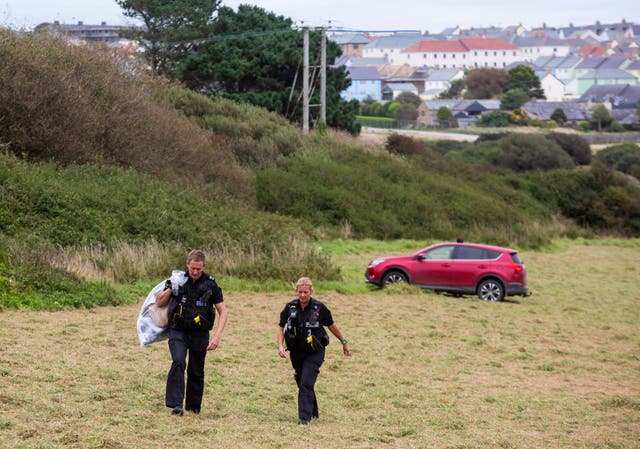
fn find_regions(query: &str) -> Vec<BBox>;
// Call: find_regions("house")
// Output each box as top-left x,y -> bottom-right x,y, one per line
577,69 -> 638,95
416,99 -> 500,127
329,33 -> 373,57
399,37 -> 521,69
626,60 -> 640,80
511,35 -> 571,61
536,71 -> 567,101
35,21 -> 136,44
422,68 -> 464,99
523,101 -> 590,123
361,33 -> 424,64
382,82 -> 419,101
578,84 -> 640,109
341,66 -> 383,102
532,55 -> 583,81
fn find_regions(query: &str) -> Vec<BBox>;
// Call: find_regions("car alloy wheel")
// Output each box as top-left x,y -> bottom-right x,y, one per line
478,279 -> 504,301
382,271 -> 407,286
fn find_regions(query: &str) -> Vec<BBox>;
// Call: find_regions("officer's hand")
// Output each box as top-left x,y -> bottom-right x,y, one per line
278,346 -> 287,358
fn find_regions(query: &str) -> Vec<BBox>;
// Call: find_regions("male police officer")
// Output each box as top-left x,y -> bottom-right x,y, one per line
155,249 -> 228,415
277,277 -> 350,425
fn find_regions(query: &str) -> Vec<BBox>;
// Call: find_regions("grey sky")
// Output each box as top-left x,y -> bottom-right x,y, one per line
1,0 -> 637,33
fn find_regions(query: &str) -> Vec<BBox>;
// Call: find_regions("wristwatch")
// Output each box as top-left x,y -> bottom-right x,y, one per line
341,338 -> 348,345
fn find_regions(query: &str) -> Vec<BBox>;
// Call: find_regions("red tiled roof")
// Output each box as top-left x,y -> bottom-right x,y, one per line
403,40 -> 467,53
459,37 -> 519,50
403,37 -> 518,53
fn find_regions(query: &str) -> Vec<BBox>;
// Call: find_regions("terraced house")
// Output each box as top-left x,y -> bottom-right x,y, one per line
398,37 -> 521,69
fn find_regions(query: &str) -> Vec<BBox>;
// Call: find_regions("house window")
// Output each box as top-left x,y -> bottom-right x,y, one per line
494,62 -> 497,67
474,51 -> 478,56
513,51 -> 516,56
463,54 -> 466,59
485,51 -> 488,56
434,54 -> 438,58
443,54 -> 447,59
423,54 -> 427,59
503,51 -> 506,56
443,64 -> 447,68
493,51 -> 497,56
452,54 -> 456,59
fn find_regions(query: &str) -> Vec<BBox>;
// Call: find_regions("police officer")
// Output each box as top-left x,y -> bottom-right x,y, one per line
277,277 -> 351,425
155,249 -> 228,416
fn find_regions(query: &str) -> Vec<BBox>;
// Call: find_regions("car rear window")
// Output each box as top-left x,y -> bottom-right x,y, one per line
510,252 -> 523,264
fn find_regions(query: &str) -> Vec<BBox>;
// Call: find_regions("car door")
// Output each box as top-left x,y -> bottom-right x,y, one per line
448,246 -> 497,287
411,245 -> 455,286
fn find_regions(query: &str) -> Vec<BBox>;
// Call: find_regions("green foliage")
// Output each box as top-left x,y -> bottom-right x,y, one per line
116,0 -> 220,77
436,107 -> 453,128
522,163 -> 640,233
385,133 -> 431,156
590,105 -> 613,132
507,65 -> 545,99
384,101 -> 401,118
0,235 -> 120,310
477,111 -> 511,127
447,134 -> 574,172
595,143 -> 640,179
550,108 -> 567,125
393,104 -> 418,121
500,88 -> 529,110
464,68 -> 509,99
546,133 -> 592,165
255,141 -> 552,243
0,30 -> 246,196
394,91 -> 422,107
438,78 -> 465,99
177,4 -> 358,134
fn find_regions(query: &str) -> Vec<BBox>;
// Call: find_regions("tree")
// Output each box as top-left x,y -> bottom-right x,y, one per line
436,107 -> 453,128
507,65 -> 545,99
550,108 -> 567,125
464,68 -> 509,99
590,104 -> 613,132
116,0 -> 220,77
500,88 -> 529,110
394,104 -> 418,122
178,5 -> 358,133
438,78 -> 465,99
395,91 -> 422,107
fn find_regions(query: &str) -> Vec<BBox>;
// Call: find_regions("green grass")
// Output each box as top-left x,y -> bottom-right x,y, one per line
0,241 -> 638,448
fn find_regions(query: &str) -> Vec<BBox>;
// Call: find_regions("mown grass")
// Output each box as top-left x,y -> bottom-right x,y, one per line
0,241 -> 638,449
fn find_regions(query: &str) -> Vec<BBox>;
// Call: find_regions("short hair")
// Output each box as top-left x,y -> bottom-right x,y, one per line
187,249 -> 206,264
295,276 -> 313,289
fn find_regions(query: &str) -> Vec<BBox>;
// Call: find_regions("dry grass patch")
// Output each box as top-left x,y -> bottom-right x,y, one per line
0,243 -> 638,448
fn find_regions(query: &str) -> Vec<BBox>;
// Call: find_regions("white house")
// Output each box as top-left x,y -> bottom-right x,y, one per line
398,37 -> 521,69
537,71 -> 567,101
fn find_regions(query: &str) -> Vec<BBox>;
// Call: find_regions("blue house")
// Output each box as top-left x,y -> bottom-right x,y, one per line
341,66 -> 383,102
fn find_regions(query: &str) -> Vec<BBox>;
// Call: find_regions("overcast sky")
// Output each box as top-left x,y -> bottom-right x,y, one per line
1,0 -> 637,33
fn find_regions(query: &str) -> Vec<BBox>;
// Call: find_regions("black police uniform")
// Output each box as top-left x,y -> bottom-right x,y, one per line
166,272 -> 223,413
279,297 -> 333,422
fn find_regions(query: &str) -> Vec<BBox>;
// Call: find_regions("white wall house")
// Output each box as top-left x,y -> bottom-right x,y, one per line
398,37 -> 521,69
512,36 -> 571,62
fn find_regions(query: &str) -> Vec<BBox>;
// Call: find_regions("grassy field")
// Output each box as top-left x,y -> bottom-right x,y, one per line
1,241 -> 639,449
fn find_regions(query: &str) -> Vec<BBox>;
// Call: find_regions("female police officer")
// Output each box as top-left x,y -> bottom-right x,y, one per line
277,277 -> 351,425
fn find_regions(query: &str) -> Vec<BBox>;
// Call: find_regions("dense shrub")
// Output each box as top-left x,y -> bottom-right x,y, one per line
491,134 -> 574,171
385,133 -> 431,156
523,163 -> 640,234
0,29 -> 248,196
595,143 -> 640,179
546,132 -> 592,165
477,111 -> 511,127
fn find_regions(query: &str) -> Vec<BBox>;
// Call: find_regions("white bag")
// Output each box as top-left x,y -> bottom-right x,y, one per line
136,271 -> 187,346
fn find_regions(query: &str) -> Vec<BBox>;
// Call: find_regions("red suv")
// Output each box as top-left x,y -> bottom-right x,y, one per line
365,242 -> 530,301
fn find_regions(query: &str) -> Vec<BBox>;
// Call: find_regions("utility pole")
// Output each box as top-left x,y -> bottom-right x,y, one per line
320,26 -> 327,125
302,26 -> 310,134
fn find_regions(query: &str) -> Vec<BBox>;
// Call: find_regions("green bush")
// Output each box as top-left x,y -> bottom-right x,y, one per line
386,133 -> 431,156
477,111 -> 511,127
546,132 -> 592,165
595,143 -> 640,180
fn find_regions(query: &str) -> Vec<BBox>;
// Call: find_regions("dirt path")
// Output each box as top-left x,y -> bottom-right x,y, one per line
357,127 -> 479,145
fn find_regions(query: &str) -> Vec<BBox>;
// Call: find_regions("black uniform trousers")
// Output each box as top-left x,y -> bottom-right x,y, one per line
166,329 -> 209,411
289,348 -> 325,421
